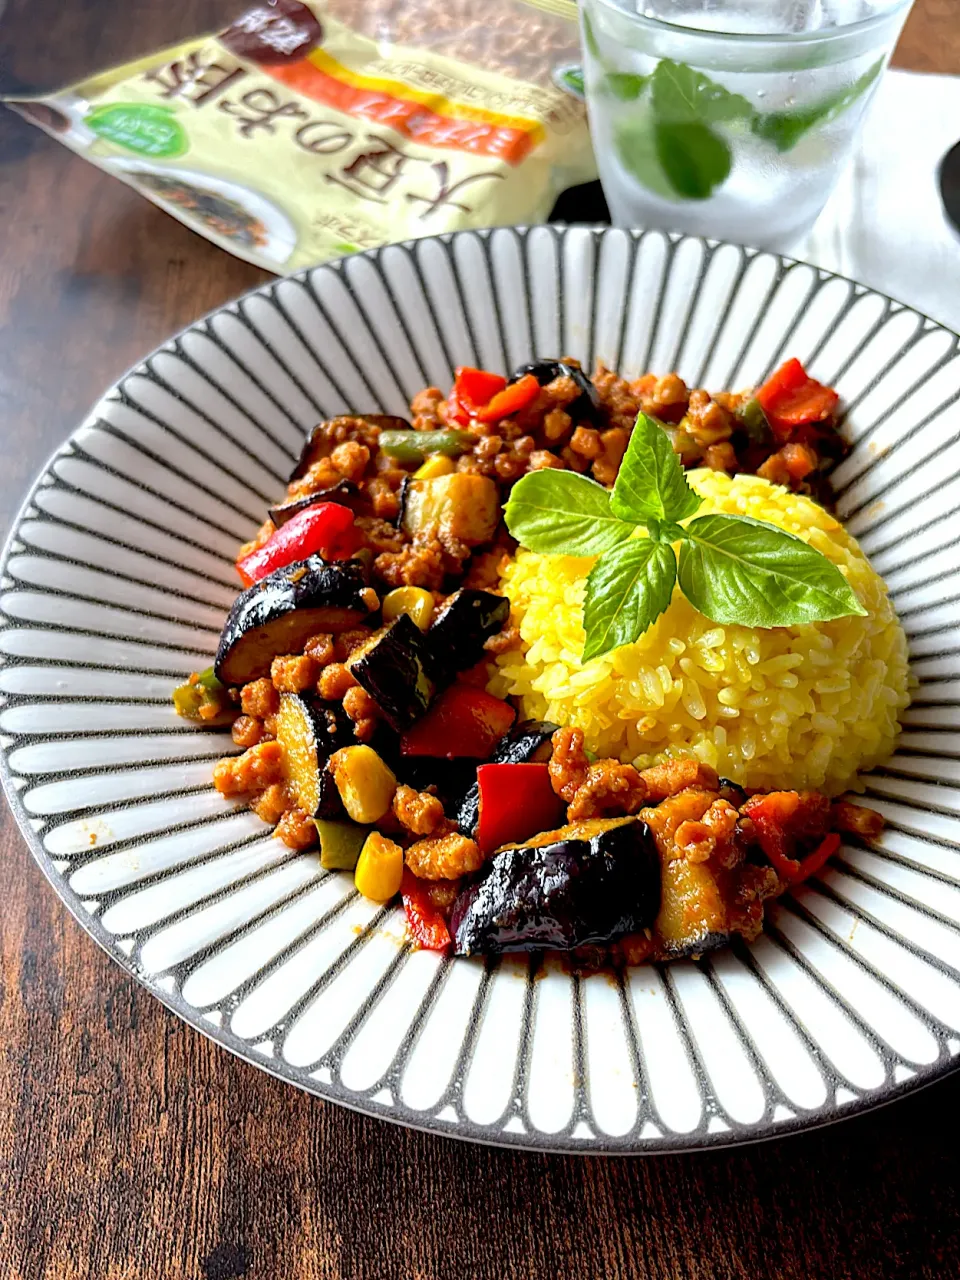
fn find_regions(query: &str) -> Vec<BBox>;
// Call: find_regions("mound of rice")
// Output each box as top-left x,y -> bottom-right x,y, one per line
489,470 -> 910,795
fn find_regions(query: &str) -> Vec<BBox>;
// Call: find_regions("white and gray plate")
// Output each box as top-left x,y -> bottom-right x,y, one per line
2,226 -> 959,1153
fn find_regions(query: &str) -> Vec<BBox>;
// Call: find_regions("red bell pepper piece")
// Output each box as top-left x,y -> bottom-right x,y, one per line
742,792 -> 839,883
401,868 -> 452,953
236,502 -> 357,586
743,801 -> 795,882
755,358 -> 839,441
756,357 -> 808,402
794,832 -> 841,883
475,762 -> 566,855
444,395 -> 469,427
742,791 -> 804,880
453,367 -> 507,414
400,684 -> 516,758
476,373 -> 540,423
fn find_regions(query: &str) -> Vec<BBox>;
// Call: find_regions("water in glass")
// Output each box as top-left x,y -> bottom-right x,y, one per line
581,0 -> 913,246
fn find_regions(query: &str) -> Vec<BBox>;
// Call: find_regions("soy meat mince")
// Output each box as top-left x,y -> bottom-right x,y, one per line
176,357 -> 904,963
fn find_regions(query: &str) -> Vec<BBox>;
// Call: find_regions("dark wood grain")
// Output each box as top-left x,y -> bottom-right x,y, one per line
1,3 -> 959,1278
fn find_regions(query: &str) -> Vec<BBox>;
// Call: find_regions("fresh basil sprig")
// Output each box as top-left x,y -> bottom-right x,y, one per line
611,405 -> 701,525
504,413 -> 866,661
500,468 -> 635,557
582,539 -> 677,662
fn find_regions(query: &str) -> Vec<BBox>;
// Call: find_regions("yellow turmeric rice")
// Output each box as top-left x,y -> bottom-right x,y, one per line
489,470 -> 910,795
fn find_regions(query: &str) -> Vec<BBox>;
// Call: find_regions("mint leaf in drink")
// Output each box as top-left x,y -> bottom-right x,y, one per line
751,57 -> 884,153
504,470 -> 636,557
655,120 -> 732,200
651,59 -> 753,125
612,412 -> 702,525
582,539 -> 677,661
607,72 -> 650,101
617,60 -> 748,200
614,117 -> 678,200
676,514 -> 867,628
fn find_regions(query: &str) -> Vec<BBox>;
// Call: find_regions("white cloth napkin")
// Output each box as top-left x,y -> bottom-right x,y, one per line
793,68 -> 960,333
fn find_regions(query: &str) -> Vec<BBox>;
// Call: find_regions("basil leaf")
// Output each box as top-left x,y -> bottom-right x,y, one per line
651,59 -> 753,125
505,470 -> 636,557
751,57 -> 883,153
582,539 -> 677,661
611,412 -> 702,525
655,120 -> 732,200
677,514 -> 868,628
660,521 -> 688,544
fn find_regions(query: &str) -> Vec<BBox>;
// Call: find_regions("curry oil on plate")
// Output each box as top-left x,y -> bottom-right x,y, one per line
2,227 -> 960,1153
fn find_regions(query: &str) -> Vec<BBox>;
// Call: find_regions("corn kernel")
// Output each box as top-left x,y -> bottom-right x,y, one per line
354,831 -> 404,902
330,745 -> 397,823
413,454 -> 456,480
381,586 -> 435,631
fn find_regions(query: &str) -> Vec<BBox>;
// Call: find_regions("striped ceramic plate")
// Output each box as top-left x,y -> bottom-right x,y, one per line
2,226 -> 959,1153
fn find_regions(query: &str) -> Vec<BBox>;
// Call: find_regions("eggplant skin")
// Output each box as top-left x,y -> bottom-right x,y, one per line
297,696 -> 355,757
509,360 -> 602,425
426,589 -> 510,679
369,724 -> 481,810
347,612 -> 435,731
268,482 -> 361,527
291,416 -> 412,481
395,756 -> 483,812
451,816 -> 661,955
314,768 -> 346,820
455,719 -> 558,838
490,719 -> 558,766
214,557 -> 373,685
313,706 -> 358,814
656,931 -> 729,961
717,776 -> 748,808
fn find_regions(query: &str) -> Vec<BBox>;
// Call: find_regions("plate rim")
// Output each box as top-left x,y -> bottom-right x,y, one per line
3,223 -> 959,1155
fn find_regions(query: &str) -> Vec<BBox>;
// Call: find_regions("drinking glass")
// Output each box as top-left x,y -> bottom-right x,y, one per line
580,0 -> 915,247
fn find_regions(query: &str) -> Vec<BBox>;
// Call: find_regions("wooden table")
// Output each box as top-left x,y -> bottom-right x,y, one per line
1,3 -> 958,1276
